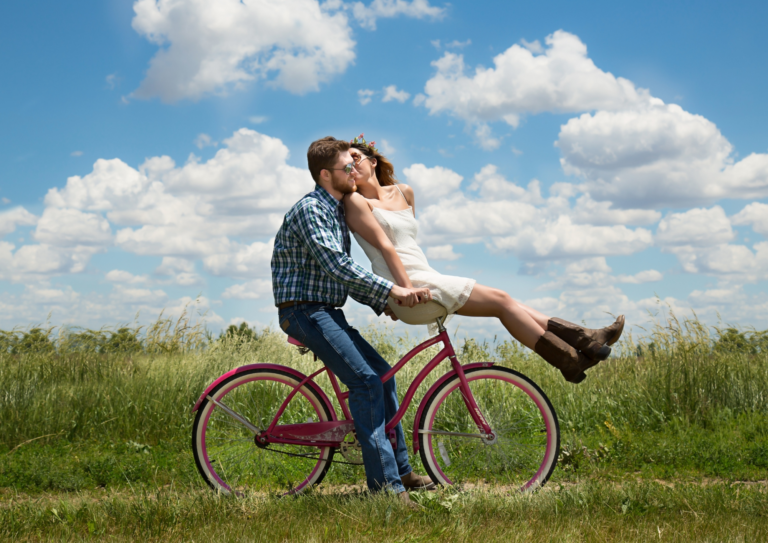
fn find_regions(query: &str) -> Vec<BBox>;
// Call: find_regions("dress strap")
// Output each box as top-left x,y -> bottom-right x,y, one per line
394,184 -> 409,206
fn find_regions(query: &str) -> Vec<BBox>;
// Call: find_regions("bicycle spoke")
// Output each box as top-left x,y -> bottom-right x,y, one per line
206,437 -> 253,444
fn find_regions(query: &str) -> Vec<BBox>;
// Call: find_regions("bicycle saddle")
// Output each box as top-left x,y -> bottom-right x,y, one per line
386,299 -> 448,325
287,335 -> 306,348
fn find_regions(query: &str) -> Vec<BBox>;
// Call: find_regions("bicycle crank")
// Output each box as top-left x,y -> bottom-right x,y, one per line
339,431 -> 364,465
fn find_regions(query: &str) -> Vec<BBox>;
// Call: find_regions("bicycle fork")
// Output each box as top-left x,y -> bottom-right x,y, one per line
450,354 -> 496,441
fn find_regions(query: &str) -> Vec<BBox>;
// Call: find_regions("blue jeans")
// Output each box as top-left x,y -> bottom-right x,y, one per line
278,303 -> 411,493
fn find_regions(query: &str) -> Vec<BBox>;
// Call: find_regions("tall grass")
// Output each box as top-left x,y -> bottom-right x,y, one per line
3,312 -> 768,541
1,310 -> 767,451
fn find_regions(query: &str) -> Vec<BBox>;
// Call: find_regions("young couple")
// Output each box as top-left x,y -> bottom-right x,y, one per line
271,135 -> 624,504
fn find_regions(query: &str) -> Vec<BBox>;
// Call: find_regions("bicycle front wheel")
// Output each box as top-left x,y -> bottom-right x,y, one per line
418,366 -> 559,492
192,367 -> 335,496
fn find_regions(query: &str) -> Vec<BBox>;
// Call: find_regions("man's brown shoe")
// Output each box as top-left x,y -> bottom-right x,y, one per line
401,472 -> 436,491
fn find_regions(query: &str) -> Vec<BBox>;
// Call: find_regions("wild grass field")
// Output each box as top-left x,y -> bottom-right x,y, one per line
2,311 -> 768,541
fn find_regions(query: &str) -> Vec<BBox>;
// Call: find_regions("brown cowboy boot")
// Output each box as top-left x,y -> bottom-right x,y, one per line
547,316 -> 625,361
534,331 -> 597,384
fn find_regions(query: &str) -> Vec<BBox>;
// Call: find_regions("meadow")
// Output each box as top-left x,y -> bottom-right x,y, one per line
2,311 -> 768,541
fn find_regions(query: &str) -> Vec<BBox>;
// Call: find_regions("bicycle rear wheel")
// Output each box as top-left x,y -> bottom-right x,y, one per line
418,366 -> 559,492
192,367 -> 335,496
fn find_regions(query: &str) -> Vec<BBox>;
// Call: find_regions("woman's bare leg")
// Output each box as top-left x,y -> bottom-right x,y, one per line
456,284 -> 545,350
515,302 -> 550,330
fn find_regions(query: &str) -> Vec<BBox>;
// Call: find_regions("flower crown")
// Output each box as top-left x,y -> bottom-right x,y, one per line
350,133 -> 377,154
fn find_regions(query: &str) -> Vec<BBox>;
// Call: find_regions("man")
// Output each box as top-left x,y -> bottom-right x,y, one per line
271,136 -> 434,505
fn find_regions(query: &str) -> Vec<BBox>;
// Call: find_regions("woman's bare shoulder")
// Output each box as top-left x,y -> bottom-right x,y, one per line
343,191 -> 373,211
397,184 -> 415,204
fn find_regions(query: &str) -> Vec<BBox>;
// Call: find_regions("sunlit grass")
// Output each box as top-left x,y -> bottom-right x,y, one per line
2,480 -> 768,541
3,309 -> 767,449
1,309 -> 768,539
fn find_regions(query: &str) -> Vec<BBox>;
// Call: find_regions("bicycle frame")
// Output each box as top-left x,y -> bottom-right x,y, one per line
194,327 -> 496,452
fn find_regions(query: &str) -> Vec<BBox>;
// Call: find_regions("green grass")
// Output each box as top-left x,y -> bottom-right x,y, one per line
2,311 -> 768,539
2,480 -> 768,541
4,313 -> 768,449
4,412 -> 768,494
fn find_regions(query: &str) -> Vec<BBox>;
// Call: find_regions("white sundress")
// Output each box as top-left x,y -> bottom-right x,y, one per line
352,188 -> 475,325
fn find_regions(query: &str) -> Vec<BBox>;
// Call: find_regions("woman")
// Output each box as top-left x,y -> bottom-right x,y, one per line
343,136 -> 625,384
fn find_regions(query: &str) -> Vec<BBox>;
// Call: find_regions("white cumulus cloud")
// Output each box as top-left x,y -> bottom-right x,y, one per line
426,244 -> 462,261
406,162 -> 655,264
473,124 -> 501,151
222,279 -> 273,300
106,269 -> 148,284
419,29 -> 768,207
617,270 -> 663,284
569,196 -> 661,226
732,202 -> 768,237
490,216 -> 653,261
669,243 -> 768,282
203,239 -> 274,278
382,85 -> 410,103
352,0 -> 445,31
402,163 -> 463,206
131,0 -> 356,101
358,89 -> 375,105
194,133 -> 217,149
2,128 -> 314,289
0,207 -> 38,238
468,165 -> 543,204
558,103 -> 768,208
421,30 -> 648,126
651,207 -> 768,282
655,207 -> 734,248
46,129 -> 310,259
34,208 -> 112,248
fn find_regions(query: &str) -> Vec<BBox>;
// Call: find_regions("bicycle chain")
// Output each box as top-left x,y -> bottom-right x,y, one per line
262,446 -> 362,466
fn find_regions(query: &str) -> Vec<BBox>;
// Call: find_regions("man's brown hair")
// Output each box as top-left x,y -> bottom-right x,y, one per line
307,136 -> 350,183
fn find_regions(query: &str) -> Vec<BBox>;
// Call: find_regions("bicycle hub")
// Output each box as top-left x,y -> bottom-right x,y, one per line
254,433 -> 269,448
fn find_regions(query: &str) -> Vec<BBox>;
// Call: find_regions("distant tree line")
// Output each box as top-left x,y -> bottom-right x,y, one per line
635,327 -> 768,358
0,328 -> 143,355
712,328 -> 768,354
0,321 -> 267,355
2,322 -> 766,356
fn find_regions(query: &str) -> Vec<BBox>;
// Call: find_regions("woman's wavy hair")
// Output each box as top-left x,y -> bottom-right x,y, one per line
351,143 -> 399,187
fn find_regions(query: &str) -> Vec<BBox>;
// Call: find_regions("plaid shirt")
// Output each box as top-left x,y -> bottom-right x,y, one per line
271,185 -> 393,314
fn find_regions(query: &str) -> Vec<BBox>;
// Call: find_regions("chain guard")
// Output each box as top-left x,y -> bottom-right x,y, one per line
339,431 -> 364,465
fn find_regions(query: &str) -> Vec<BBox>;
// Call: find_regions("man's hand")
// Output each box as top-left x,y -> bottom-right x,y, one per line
389,285 -> 432,308
383,306 -> 399,322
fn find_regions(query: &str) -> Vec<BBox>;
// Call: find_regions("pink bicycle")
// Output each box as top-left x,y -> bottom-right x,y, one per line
191,302 -> 560,495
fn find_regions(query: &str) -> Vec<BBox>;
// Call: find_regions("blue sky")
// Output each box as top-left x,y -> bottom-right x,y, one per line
2,0 -> 768,340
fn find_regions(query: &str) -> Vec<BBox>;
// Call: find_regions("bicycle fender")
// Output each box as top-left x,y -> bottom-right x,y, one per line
411,362 -> 495,454
191,363 -> 337,419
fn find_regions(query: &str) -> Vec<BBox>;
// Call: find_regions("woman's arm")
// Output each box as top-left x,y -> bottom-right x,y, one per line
343,193 -> 413,289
